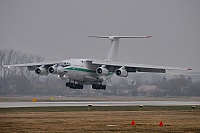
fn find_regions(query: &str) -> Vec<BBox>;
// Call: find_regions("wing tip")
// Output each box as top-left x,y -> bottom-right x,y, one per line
3,66 -> 9,68
147,36 -> 152,38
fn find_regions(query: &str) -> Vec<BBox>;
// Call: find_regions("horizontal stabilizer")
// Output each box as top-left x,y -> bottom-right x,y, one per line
89,36 -> 151,40
89,35 -> 151,61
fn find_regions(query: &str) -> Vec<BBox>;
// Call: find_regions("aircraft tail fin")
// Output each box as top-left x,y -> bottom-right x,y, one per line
89,36 -> 151,62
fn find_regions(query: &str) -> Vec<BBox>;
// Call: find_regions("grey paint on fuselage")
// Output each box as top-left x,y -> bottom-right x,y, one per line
61,59 -> 112,85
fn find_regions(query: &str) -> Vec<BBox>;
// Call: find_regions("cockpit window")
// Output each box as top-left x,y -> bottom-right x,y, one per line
59,62 -> 71,67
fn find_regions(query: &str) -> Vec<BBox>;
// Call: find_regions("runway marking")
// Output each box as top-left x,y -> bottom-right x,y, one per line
107,125 -> 117,127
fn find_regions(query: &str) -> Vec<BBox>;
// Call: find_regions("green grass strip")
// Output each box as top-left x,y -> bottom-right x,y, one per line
0,105 -> 199,113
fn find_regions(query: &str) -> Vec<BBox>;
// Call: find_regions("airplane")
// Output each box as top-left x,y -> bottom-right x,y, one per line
3,36 -> 192,90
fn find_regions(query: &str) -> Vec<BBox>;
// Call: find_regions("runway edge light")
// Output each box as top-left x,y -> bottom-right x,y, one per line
32,98 -> 37,102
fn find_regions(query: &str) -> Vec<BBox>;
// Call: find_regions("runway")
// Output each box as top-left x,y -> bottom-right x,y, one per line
0,101 -> 199,108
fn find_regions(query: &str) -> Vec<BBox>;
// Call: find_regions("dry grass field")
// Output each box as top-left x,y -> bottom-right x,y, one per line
0,109 -> 200,133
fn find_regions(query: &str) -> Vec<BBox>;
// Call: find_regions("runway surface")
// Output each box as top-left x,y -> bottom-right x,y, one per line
0,101 -> 199,108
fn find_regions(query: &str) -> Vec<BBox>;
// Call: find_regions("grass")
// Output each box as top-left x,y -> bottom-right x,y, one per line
1,96 -> 200,132
1,106 -> 200,132
0,105 -> 199,113
1,109 -> 200,132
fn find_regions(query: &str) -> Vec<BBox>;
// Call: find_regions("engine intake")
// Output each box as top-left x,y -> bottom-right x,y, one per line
48,65 -> 64,74
35,66 -> 48,75
96,67 -> 109,75
115,67 -> 128,77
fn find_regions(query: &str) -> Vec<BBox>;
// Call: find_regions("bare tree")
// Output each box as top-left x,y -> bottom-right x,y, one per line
0,49 -> 45,95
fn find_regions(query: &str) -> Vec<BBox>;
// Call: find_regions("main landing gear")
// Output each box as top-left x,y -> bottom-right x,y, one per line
66,82 -> 83,89
65,82 -> 106,90
92,84 -> 106,90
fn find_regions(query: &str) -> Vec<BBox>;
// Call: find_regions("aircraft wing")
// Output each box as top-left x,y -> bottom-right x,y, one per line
91,59 -> 192,73
3,61 -> 59,69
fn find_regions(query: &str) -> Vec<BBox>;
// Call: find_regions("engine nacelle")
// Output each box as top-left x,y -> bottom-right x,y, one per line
96,67 -> 109,75
115,67 -> 128,77
48,66 -> 64,74
35,67 -> 48,76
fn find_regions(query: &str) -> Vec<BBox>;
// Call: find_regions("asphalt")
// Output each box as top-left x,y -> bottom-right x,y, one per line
0,101 -> 199,108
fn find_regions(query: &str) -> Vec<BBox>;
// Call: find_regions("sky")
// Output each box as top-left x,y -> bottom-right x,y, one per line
0,0 -> 200,70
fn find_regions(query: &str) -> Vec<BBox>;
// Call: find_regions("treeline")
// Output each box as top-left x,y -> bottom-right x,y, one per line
149,75 -> 200,96
0,49 -> 89,96
0,49 -> 44,95
0,49 -> 200,96
106,74 -> 200,97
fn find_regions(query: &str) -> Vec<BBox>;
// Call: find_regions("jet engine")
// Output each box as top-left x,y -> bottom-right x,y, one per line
96,66 -> 109,75
48,65 -> 64,74
35,66 -> 48,75
115,67 -> 128,77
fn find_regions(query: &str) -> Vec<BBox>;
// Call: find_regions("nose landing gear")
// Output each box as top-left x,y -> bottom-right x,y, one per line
66,82 -> 83,89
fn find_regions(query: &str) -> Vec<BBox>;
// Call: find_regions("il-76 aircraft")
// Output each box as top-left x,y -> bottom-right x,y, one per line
4,36 -> 192,90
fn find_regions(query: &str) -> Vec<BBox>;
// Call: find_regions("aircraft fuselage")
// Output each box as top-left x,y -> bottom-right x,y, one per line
57,59 -> 113,85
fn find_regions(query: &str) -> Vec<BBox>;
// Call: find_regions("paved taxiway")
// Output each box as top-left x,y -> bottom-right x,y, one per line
0,101 -> 199,108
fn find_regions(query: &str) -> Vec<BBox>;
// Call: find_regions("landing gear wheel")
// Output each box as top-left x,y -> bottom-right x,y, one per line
103,85 -> 106,90
66,82 -> 70,87
92,84 -> 106,90
66,82 -> 83,89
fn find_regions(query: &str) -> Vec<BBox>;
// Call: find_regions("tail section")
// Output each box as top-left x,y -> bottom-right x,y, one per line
89,36 -> 151,62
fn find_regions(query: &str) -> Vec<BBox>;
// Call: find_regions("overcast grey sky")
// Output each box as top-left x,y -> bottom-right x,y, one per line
0,0 -> 200,70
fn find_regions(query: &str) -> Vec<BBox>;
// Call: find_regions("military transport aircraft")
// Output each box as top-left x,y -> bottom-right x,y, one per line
4,36 -> 192,90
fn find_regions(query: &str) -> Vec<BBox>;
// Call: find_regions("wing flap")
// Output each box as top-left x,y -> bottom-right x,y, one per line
91,59 -> 190,73
136,67 -> 166,73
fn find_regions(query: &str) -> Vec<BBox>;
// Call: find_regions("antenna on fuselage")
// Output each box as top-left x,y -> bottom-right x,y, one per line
89,35 -> 152,62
